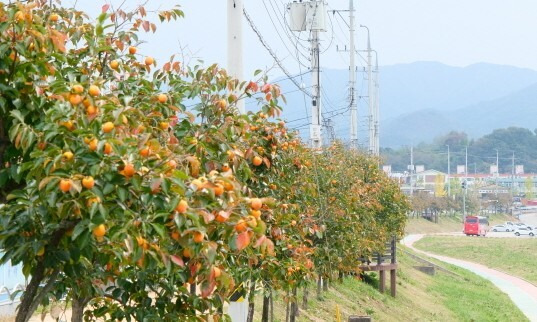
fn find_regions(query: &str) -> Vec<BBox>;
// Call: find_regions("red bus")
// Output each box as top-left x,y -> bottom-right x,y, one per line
463,216 -> 489,236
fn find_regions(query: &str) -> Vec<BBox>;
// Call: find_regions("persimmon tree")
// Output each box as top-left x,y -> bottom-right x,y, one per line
0,2 -> 276,321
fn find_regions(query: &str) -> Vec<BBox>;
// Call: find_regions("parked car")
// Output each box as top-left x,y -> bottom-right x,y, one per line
514,223 -> 531,230
490,224 -> 510,232
514,227 -> 534,237
505,221 -> 516,230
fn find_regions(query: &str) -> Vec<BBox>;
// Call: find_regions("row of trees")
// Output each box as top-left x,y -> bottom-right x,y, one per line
0,2 -> 409,321
383,128 -> 537,173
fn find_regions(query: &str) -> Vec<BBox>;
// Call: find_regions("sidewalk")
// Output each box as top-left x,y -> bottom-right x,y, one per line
402,234 -> 537,322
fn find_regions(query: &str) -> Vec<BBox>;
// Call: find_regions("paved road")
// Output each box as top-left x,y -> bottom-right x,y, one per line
520,212 -> 537,227
403,234 -> 537,322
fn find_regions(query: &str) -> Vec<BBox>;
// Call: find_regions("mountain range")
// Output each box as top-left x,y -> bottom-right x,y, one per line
271,61 -> 537,147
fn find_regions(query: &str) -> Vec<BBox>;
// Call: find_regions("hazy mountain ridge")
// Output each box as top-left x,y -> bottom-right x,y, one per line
274,62 -> 537,147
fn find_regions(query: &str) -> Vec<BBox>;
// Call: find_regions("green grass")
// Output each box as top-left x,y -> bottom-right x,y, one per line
251,247 -> 527,321
405,213 -> 515,234
415,235 -> 537,284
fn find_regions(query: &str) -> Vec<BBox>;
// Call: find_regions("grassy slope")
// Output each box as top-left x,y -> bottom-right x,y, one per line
252,247 -> 526,321
405,213 -> 516,234
415,235 -> 537,284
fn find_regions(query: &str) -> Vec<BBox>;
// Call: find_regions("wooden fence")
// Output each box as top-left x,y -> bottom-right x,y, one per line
358,236 -> 397,297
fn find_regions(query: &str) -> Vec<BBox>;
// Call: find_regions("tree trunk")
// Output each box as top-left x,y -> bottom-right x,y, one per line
261,289 -> 270,322
316,276 -> 322,300
246,280 -> 256,322
71,296 -> 87,322
270,289 -> 274,322
302,285 -> 308,310
323,277 -> 328,291
15,262 -> 47,322
15,222 -> 75,322
290,286 -> 299,320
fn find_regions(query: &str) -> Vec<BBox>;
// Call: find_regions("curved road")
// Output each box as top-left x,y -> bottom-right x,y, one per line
402,234 -> 537,322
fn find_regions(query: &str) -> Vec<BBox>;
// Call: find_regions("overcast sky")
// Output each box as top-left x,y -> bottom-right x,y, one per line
65,0 -> 537,80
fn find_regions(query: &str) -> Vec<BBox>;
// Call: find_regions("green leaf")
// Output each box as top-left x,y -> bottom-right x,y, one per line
9,110 -> 25,123
150,223 -> 166,238
72,220 -> 89,240
103,183 -> 115,195
98,204 -> 108,219
117,187 -> 128,202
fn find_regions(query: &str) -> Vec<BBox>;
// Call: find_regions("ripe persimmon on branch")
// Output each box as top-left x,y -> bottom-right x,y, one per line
0,1 -> 408,322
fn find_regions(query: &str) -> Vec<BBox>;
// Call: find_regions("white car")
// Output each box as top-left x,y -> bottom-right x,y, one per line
490,224 -> 510,232
505,222 -> 516,231
513,227 -> 534,237
514,223 -> 531,230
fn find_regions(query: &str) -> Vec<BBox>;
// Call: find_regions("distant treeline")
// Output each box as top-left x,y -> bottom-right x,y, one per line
381,127 -> 537,174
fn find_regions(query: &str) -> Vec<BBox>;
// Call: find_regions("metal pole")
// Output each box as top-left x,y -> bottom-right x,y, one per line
462,146 -> 468,218
349,0 -> 357,148
410,146 -> 414,195
374,51 -> 380,155
227,0 -> 245,114
447,144 -> 450,196
512,151 -> 515,194
465,146 -> 468,195
361,25 -> 374,154
311,28 -> 322,148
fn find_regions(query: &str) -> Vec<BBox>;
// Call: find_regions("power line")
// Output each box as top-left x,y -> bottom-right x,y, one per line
262,0 -> 311,66
243,7 -> 313,98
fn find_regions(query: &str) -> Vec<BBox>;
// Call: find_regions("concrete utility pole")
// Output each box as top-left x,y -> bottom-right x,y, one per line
361,25 -> 374,155
410,146 -> 414,195
227,4 -> 247,321
373,50 -> 380,155
512,151 -> 515,193
462,146 -> 468,219
311,27 -> 322,148
348,0 -> 357,149
446,145 -> 450,197
227,0 -> 245,114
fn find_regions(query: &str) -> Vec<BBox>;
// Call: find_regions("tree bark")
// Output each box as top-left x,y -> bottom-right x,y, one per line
302,285 -> 308,310
71,296 -> 87,322
270,289 -> 274,322
15,222 -> 76,322
261,288 -> 270,322
290,286 -> 299,320
323,277 -> 328,291
246,280 -> 256,322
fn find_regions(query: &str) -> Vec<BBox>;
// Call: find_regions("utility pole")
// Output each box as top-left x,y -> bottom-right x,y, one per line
227,5 -> 247,321
288,1 -> 326,148
409,146 -> 414,195
227,0 -> 245,114
373,50 -> 380,155
348,0 -> 357,149
311,28 -> 322,148
512,151 -> 515,194
446,145 -> 450,197
361,25 -> 374,155
462,146 -> 468,218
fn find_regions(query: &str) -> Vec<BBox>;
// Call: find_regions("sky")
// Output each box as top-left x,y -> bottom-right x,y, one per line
64,0 -> 537,80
